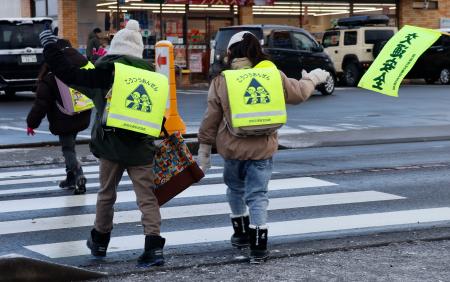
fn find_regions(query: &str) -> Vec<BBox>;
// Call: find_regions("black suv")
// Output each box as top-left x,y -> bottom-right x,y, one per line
0,17 -> 52,97
406,32 -> 450,84
210,25 -> 336,95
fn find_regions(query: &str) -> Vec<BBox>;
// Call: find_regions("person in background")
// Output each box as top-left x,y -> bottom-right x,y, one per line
197,31 -> 330,264
39,19 -> 165,267
26,39 -> 90,195
86,27 -> 102,61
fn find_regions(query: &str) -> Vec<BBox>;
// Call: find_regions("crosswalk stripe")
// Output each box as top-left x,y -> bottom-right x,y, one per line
0,172 -> 225,187
0,177 -> 337,213
0,166 -> 223,179
24,207 -> 450,258
0,191 -> 402,235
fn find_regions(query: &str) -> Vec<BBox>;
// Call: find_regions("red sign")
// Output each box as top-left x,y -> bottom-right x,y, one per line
157,54 -> 167,68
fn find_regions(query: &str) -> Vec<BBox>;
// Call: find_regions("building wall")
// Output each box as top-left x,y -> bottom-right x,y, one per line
399,0 -> 450,28
0,0 -> 22,17
58,0 -> 78,46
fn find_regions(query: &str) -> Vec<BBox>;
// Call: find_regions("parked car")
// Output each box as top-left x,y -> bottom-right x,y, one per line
210,24 -> 337,95
0,17 -> 52,97
322,15 -> 397,86
406,30 -> 450,84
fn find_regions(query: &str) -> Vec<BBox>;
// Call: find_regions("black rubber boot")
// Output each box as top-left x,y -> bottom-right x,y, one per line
230,215 -> 250,248
137,235 -> 166,267
249,226 -> 269,264
59,169 -> 76,189
73,167 -> 87,195
86,228 -> 110,257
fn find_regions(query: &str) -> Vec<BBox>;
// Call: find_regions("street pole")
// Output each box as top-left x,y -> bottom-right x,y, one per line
299,0 -> 303,28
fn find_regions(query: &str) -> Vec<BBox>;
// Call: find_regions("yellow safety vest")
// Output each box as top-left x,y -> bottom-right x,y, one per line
223,60 -> 286,129
106,62 -> 169,137
70,62 -> 95,112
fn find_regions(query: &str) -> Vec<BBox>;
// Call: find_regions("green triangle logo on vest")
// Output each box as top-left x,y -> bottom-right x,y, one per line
125,84 -> 152,113
244,78 -> 271,105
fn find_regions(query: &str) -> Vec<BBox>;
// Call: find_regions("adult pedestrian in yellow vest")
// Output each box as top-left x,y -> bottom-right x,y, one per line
197,31 -> 330,263
39,20 -> 167,267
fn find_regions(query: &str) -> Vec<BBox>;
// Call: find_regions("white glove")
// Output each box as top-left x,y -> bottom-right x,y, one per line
197,144 -> 212,173
301,69 -> 330,87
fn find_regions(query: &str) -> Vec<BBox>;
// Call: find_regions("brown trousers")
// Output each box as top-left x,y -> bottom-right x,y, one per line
95,158 -> 161,236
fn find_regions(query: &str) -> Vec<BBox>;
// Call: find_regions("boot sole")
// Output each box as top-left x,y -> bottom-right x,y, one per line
74,177 -> 87,195
231,242 -> 250,249
86,240 -> 107,258
136,258 -> 165,268
249,255 -> 269,264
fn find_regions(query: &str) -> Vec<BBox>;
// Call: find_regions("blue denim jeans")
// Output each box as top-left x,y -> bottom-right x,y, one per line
223,158 -> 273,226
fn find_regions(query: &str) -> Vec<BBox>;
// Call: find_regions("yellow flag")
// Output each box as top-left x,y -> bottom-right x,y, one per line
358,25 -> 442,97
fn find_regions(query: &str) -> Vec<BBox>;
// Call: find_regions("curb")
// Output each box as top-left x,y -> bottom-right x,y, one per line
0,254 -> 106,282
87,224 -> 450,279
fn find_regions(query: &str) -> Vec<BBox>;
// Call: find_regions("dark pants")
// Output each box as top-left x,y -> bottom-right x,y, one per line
58,133 -> 79,172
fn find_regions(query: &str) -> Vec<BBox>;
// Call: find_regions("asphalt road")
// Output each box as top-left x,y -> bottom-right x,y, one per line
2,85 -> 450,147
1,140 -> 450,277
1,84 -> 450,280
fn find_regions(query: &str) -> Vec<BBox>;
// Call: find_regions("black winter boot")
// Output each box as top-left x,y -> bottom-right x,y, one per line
230,215 -> 250,248
86,228 -> 110,257
73,167 -> 87,195
59,169 -> 76,189
137,235 -> 166,267
249,226 -> 269,264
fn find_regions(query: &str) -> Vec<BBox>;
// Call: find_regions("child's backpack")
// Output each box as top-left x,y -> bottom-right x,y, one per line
55,62 -> 95,115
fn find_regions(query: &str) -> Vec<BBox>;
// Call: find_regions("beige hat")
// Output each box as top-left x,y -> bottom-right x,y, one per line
108,19 -> 143,58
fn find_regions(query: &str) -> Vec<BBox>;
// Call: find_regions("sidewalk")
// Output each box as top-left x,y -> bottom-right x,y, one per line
85,226 -> 450,282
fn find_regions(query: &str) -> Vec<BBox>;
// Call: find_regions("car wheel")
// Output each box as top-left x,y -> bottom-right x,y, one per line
318,74 -> 335,95
439,68 -> 450,85
4,90 -> 16,97
343,63 -> 361,87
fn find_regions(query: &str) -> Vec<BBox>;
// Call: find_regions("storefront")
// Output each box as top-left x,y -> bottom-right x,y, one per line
92,0 -> 398,80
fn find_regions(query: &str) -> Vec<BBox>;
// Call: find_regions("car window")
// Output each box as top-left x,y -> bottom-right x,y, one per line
292,32 -> 317,51
322,31 -> 340,47
364,30 -> 395,44
0,21 -> 48,49
214,28 -> 263,52
344,31 -> 357,45
271,31 -> 293,49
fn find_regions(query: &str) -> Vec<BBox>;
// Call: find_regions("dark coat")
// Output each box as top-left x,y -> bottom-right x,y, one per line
86,32 -> 101,61
43,43 -> 157,166
26,74 -> 91,135
27,48 -> 91,136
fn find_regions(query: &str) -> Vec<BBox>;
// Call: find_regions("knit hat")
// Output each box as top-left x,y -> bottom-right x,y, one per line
108,20 -> 143,58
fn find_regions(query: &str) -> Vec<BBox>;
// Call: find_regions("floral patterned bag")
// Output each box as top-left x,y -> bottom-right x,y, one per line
153,125 -> 204,206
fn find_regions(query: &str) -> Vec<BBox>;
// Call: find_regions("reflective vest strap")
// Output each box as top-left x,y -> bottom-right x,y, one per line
233,110 -> 286,119
108,113 -> 162,130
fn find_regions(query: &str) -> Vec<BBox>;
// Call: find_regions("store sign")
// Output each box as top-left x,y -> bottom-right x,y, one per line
189,53 -> 203,73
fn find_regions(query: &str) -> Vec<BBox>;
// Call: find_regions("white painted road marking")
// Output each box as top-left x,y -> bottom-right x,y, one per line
0,177 -> 337,213
25,207 -> 450,258
0,191 -> 401,235
0,165 -> 223,179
